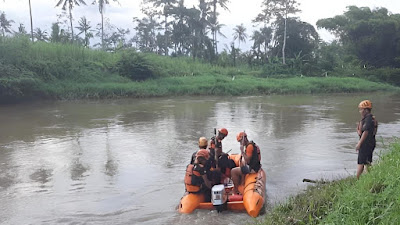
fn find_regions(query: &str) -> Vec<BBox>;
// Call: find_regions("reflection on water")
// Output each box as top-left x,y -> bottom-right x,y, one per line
0,94 -> 399,225
29,168 -> 53,184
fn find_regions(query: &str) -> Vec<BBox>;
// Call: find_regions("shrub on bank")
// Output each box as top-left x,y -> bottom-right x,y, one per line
116,51 -> 160,81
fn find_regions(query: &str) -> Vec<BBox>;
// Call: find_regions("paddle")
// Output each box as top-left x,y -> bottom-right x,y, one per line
214,128 -> 219,170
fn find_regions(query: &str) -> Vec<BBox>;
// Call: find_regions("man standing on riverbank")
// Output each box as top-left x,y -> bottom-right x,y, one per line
356,100 -> 378,179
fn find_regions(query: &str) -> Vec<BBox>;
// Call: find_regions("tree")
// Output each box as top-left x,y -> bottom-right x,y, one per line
255,0 -> 300,64
144,0 -> 177,55
133,9 -> 160,53
272,18 -> 319,61
279,0 -> 300,64
92,0 -> 119,49
208,0 -> 229,54
34,28 -> 49,42
76,16 -> 93,47
317,6 -> 400,67
29,0 -> 34,42
0,11 -> 14,37
15,23 -> 29,38
250,26 -> 272,63
50,22 -> 61,42
169,0 -> 191,55
56,0 -> 86,43
233,23 -> 247,49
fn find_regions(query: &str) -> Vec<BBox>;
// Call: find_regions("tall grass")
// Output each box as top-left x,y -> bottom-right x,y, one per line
37,76 -> 398,100
255,140 -> 400,225
322,141 -> 400,224
0,37 -> 399,103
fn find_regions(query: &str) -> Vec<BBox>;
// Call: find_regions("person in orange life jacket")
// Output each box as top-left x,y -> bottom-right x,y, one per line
190,137 -> 209,164
184,149 -> 213,201
207,128 -> 229,171
187,136 -> 225,184
207,128 -> 233,184
356,100 -> 378,179
209,128 -> 228,156
231,132 -> 261,194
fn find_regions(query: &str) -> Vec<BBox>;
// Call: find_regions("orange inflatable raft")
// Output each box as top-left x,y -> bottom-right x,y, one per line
178,154 -> 266,217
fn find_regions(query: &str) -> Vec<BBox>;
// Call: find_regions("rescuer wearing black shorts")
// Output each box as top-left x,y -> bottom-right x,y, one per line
356,100 -> 378,179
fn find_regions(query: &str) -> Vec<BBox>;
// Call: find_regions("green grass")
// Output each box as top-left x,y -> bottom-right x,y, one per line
1,37 -> 399,103
255,141 -> 400,225
34,76 -> 398,100
323,141 -> 400,224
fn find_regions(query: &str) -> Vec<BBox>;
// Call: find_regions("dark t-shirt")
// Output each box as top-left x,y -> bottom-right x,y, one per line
360,114 -> 376,149
191,164 -> 205,186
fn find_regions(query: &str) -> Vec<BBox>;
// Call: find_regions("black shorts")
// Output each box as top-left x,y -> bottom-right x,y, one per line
241,165 -> 250,175
358,148 -> 373,165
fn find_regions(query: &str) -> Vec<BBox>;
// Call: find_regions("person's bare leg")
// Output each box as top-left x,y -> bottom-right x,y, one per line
356,164 -> 364,179
231,167 -> 241,194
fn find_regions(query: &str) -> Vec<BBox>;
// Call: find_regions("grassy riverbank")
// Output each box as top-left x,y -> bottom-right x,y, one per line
1,37 -> 399,103
257,140 -> 400,224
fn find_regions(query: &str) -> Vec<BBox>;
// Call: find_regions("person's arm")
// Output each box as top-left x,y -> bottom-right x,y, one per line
201,174 -> 212,189
241,145 -> 252,164
357,121 -> 362,137
195,164 -> 212,188
356,130 -> 368,151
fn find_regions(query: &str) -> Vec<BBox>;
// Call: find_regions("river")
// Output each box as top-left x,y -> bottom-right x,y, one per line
1,94 -> 399,225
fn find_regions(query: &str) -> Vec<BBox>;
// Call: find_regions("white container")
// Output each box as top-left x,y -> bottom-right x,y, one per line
211,184 -> 227,206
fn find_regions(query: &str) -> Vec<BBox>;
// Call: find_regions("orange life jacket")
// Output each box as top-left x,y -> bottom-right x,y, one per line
184,164 -> 201,193
248,141 -> 261,172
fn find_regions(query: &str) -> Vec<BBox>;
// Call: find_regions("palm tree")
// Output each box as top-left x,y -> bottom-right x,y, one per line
76,16 -> 93,47
251,30 -> 262,60
209,0 -> 229,54
0,11 -> 14,37
233,23 -> 247,49
56,0 -> 87,43
145,0 -> 177,55
16,23 -> 28,36
92,0 -> 119,49
28,0 -> 34,42
34,28 -> 49,41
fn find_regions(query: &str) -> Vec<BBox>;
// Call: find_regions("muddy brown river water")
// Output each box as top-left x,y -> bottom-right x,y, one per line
1,93 -> 399,224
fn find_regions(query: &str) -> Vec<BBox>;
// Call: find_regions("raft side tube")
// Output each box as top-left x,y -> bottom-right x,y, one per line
198,201 -> 246,211
178,193 -> 205,214
243,169 -> 266,217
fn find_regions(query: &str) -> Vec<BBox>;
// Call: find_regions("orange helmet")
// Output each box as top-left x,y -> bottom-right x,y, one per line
358,100 -> 372,109
196,149 -> 210,160
198,137 -> 208,148
236,132 -> 247,142
218,128 -> 228,136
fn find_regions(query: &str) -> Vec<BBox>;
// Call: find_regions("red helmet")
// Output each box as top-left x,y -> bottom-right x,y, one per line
218,128 -> 228,136
196,149 -> 210,160
358,100 -> 372,109
236,132 -> 247,142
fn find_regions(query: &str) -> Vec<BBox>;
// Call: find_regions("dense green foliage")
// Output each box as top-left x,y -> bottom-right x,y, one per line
0,36 -> 399,103
256,141 -> 400,225
317,6 -> 400,68
3,3 -> 400,85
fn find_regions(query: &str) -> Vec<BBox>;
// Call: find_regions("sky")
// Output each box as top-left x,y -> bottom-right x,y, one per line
1,0 -> 400,50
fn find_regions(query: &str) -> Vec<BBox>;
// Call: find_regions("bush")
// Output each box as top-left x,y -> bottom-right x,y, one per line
362,68 -> 400,86
116,51 -> 159,81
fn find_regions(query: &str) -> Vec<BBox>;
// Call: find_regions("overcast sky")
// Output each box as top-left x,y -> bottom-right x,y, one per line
2,0 -> 400,50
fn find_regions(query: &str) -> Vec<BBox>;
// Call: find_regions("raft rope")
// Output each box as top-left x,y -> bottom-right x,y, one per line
242,173 -> 265,196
